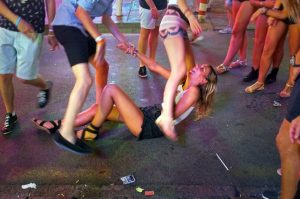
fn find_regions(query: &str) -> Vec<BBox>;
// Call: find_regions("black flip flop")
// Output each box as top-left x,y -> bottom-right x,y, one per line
53,130 -> 93,155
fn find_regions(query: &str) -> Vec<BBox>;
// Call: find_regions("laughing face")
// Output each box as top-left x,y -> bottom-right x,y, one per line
189,64 -> 212,86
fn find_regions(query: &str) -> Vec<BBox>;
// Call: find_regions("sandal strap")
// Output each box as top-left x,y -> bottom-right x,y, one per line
286,83 -> 294,88
215,64 -> 229,74
38,119 -> 61,134
82,123 -> 100,140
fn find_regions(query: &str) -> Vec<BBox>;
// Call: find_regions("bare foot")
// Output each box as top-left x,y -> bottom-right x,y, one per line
155,115 -> 177,141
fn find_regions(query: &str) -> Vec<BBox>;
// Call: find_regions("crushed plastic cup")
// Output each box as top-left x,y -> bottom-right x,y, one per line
120,174 -> 135,184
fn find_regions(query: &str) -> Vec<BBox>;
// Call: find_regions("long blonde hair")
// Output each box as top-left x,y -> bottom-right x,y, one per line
194,64 -> 218,120
283,0 -> 300,22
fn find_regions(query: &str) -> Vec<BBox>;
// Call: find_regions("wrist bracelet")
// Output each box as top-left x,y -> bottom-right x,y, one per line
95,35 -> 104,43
15,16 -> 22,28
261,7 -> 268,15
97,39 -> 106,45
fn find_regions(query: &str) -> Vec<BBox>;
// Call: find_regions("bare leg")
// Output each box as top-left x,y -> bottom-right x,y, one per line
257,21 -> 287,82
279,24 -> 300,97
138,28 -> 151,66
148,27 -> 159,60
183,39 -> 195,90
252,15 -> 268,70
72,59 -> 108,127
276,119 -> 300,199
0,74 -> 14,113
245,21 -> 287,93
59,63 -> 93,143
223,1 -> 254,66
19,74 -> 48,90
156,36 -> 187,141
91,84 -> 144,136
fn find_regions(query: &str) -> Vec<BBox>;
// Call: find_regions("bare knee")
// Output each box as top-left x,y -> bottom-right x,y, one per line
103,84 -> 120,96
231,24 -> 246,36
0,74 -> 13,83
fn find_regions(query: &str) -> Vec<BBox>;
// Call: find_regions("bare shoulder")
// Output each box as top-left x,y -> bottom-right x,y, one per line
183,86 -> 200,102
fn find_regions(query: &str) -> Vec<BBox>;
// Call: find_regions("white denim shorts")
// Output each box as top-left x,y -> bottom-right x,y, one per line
0,27 -> 43,80
139,6 -> 166,29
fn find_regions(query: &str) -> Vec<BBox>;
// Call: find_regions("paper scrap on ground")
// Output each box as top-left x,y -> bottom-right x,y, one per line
21,183 -> 37,189
273,101 -> 282,107
216,153 -> 229,171
136,187 -> 144,193
145,190 -> 155,196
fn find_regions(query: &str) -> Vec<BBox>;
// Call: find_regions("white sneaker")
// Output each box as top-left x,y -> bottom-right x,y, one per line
218,27 -> 232,34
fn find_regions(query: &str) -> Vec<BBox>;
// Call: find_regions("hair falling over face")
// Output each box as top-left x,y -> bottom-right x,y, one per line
194,65 -> 218,121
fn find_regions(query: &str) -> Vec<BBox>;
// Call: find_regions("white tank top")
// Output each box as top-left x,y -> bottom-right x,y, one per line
173,85 -> 195,125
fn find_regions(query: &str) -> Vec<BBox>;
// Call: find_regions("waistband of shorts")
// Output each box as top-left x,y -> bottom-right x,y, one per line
166,5 -> 189,25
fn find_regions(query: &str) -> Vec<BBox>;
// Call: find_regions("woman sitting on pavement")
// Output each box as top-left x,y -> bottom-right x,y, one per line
33,49 -> 218,147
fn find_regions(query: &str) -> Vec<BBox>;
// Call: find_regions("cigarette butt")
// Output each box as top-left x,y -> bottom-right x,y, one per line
145,190 -> 154,196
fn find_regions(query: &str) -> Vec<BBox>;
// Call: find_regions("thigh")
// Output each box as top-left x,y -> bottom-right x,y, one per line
106,85 -> 144,136
263,21 -> 287,53
232,1 -> 255,32
159,8 -> 189,40
0,28 -> 17,74
164,36 -> 186,72
255,15 -> 268,43
14,33 -> 43,80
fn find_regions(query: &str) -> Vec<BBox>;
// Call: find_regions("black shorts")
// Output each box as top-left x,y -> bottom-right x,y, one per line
137,104 -> 164,140
286,75 -> 300,122
53,26 -> 96,67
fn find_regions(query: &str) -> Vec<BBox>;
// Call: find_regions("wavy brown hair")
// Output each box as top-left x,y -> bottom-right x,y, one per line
194,64 -> 218,120
283,0 -> 300,22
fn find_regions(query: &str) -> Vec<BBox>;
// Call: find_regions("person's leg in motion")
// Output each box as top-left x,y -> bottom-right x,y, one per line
58,63 -> 93,144
156,36 -> 186,141
138,27 -> 151,78
0,74 -> 17,134
222,1 -> 253,67
148,26 -> 159,62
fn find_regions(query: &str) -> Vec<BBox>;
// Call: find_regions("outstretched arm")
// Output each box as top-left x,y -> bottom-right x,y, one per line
136,52 -> 171,79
